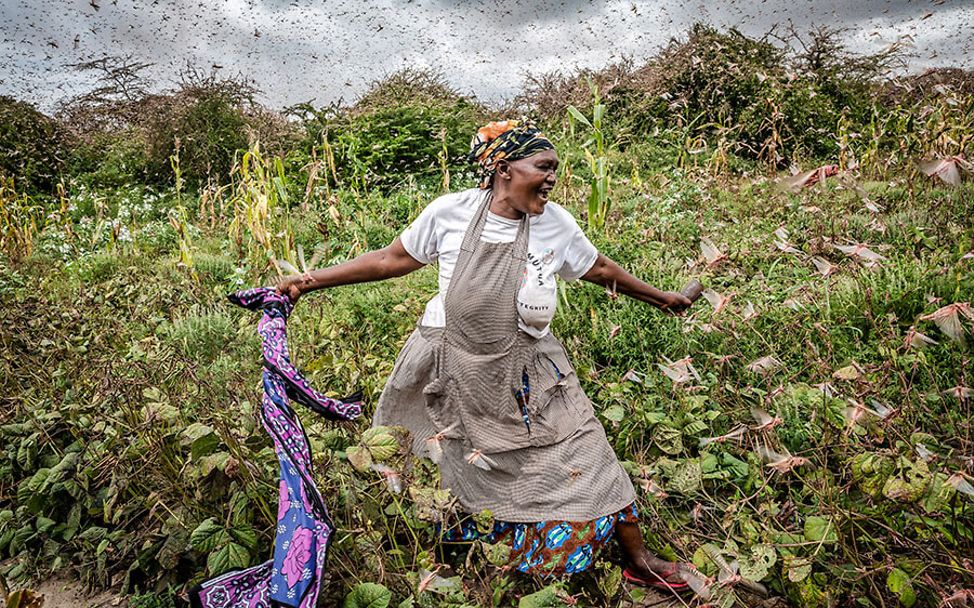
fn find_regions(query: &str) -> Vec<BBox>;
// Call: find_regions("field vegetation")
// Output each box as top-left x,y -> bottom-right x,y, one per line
1,25 -> 973,608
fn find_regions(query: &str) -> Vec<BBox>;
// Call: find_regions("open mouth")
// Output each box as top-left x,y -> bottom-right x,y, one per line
538,187 -> 552,201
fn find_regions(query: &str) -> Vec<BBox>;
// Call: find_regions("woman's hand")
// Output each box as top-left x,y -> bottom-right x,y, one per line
275,275 -> 308,304
659,291 -> 692,314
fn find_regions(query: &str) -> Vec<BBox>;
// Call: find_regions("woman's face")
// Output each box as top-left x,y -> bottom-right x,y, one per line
502,149 -> 559,216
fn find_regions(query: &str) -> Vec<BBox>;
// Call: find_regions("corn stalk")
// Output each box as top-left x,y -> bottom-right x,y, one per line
438,127 -> 450,194
0,179 -> 44,264
227,141 -> 295,276
567,79 -> 611,231
168,205 -> 196,278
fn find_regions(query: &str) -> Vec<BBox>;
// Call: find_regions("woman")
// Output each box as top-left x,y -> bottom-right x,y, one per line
277,121 -> 695,591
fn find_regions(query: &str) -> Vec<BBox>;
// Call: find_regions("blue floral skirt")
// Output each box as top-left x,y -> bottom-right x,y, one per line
441,503 -> 639,577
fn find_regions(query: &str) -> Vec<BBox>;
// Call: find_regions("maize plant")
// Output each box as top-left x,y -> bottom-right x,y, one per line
568,80 -> 611,231
0,179 -> 43,264
227,141 -> 295,276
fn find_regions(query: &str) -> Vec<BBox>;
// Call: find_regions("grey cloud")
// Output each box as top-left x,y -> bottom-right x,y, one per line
1,0 -> 971,112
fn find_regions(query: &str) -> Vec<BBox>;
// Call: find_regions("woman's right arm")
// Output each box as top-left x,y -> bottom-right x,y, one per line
276,237 -> 425,302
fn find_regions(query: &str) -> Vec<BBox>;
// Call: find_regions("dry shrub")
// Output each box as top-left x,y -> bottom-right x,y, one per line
59,59 -> 296,186
881,67 -> 974,105
520,24 -> 916,164
351,68 -> 467,115
138,71 -> 292,185
512,59 -> 649,121
58,56 -> 154,142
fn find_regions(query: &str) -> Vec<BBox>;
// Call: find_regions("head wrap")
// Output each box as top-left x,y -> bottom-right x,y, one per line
467,120 -> 554,189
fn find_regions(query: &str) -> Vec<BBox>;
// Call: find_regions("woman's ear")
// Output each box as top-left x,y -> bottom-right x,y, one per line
495,159 -> 512,181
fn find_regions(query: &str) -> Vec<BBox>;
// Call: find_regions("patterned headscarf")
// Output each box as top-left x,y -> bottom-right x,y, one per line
467,120 -> 554,189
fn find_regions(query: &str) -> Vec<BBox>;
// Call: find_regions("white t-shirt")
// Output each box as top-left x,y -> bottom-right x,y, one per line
400,188 -> 599,338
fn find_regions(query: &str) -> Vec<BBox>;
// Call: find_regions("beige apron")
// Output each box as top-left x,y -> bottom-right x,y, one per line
374,193 -> 635,521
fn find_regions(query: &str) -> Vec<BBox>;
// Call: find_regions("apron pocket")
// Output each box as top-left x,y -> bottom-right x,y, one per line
530,340 -> 577,414
423,376 -> 460,432
389,329 -> 437,390
521,338 -> 588,445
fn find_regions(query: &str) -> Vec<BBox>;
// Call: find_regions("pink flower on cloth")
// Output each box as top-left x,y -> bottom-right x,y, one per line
282,526 -> 314,588
278,480 -> 290,521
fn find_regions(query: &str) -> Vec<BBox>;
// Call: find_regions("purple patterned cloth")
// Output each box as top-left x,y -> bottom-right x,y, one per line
189,288 -> 362,608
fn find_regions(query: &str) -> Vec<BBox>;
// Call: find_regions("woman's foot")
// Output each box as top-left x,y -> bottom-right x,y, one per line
622,558 -> 689,591
614,521 -> 702,594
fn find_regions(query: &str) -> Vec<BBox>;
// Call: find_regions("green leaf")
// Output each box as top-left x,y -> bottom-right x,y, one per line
886,568 -> 916,607
692,544 -> 718,576
883,459 -> 931,502
0,529 -> 15,553
666,459 -> 702,495
191,434 -> 221,459
182,422 -> 215,443
224,542 -> 250,569
784,556 -> 813,582
484,541 -> 512,567
9,526 -> 34,554
643,411 -> 667,425
207,543 -> 231,575
145,402 -> 180,423
923,473 -> 952,513
601,404 -> 625,422
199,451 -> 231,476
182,423 -> 220,458
738,544 -> 776,581
344,582 -> 392,608
346,445 -> 373,472
362,432 -> 398,461
699,451 -> 719,474
77,526 -> 107,543
597,564 -> 622,598
190,517 -> 229,552
230,525 -> 258,551
35,516 -> 56,533
566,106 -> 593,129
720,453 -> 750,479
518,583 -> 572,607
804,516 -> 837,544
654,425 -> 684,455
593,103 -> 606,125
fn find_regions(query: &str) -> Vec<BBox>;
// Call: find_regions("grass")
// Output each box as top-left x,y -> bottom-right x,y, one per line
1,148 -> 973,608
0,89 -> 974,608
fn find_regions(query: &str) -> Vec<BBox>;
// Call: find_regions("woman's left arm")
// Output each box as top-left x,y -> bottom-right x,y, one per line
580,253 -> 691,312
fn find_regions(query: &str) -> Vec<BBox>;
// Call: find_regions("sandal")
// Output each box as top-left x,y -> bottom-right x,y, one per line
622,564 -> 690,592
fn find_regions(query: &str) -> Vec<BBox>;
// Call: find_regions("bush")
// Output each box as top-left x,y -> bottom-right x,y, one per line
159,307 -> 236,363
60,63 -> 296,188
522,24 -> 913,167
0,97 -> 66,192
139,73 -> 271,187
302,69 -> 487,191
65,129 -> 150,188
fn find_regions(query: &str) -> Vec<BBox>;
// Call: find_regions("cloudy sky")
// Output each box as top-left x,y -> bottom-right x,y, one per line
2,0 -> 972,112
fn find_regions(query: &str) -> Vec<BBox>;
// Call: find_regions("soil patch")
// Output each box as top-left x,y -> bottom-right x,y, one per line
9,576 -> 126,608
